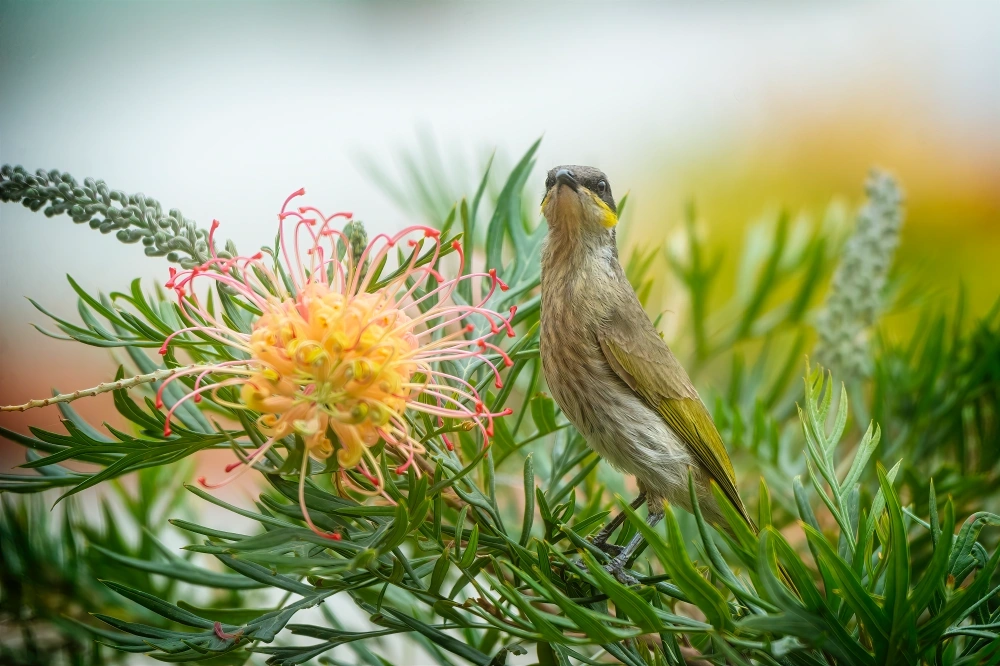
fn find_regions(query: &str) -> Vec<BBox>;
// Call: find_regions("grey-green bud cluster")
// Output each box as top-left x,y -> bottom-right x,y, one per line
0,165 -> 222,269
343,218 -> 369,277
814,170 -> 904,381
343,219 -> 368,261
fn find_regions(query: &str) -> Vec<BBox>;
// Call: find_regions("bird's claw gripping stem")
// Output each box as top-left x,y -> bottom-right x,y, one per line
603,559 -> 639,586
593,541 -> 624,557
588,491 -> 647,554
600,511 -> 665,583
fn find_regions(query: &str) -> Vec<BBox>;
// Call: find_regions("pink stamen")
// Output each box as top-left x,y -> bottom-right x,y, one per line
199,438 -> 278,489
213,621 -> 242,641
208,220 -> 221,259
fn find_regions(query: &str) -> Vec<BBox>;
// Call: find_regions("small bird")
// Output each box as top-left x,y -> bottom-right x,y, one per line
539,166 -> 755,579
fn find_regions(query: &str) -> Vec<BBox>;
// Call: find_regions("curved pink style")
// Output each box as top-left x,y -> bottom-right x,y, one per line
158,190 -> 516,538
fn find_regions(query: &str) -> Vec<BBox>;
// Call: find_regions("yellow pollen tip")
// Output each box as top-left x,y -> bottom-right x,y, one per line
245,284 -> 417,462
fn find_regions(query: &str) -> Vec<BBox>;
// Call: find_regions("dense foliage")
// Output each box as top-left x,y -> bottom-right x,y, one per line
1,142 -> 998,665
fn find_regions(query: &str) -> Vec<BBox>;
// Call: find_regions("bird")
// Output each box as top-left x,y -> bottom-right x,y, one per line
539,165 -> 755,581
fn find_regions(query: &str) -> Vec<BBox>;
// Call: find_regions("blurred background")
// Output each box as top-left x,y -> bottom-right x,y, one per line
1,2 -> 998,663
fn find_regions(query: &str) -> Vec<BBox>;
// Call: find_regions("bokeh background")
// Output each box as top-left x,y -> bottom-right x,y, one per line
2,0 -> 998,520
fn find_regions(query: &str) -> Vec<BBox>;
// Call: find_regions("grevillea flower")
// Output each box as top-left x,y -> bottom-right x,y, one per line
157,189 -> 515,537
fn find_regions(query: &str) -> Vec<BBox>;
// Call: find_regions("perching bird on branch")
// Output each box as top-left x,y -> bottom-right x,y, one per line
539,165 -> 755,581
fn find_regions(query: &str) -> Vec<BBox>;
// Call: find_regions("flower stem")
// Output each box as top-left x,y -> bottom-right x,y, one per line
1,365 -> 199,412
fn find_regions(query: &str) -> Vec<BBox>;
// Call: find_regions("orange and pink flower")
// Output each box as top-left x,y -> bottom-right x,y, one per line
157,190 -> 515,537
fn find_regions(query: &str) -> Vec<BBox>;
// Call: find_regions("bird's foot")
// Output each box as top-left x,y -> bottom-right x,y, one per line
604,557 -> 638,586
572,541 -> 621,571
590,539 -> 623,557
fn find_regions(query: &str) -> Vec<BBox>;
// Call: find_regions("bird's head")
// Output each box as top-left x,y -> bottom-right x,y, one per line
541,165 -> 617,242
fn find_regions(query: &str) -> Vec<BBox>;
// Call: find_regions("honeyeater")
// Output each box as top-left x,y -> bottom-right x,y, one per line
539,165 -> 755,579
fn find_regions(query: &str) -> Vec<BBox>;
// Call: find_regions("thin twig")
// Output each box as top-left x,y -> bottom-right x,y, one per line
1,365 -> 199,412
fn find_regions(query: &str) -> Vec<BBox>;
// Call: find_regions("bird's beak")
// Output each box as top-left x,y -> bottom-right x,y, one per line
555,168 -> 579,192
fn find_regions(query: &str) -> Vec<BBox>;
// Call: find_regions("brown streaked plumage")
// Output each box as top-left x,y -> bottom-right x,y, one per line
539,165 -> 753,576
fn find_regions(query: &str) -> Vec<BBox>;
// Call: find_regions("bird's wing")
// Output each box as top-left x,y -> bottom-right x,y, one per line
597,314 -> 756,531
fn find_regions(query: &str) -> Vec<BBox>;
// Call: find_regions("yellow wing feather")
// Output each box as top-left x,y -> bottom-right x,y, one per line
598,320 -> 756,532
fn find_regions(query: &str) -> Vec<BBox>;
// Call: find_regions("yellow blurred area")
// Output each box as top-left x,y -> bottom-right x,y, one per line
630,88 -> 1000,322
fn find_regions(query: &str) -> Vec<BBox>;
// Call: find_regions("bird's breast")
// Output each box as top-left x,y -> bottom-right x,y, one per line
540,264 -> 693,500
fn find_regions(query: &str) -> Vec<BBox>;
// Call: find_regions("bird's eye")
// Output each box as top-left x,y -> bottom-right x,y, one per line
597,180 -> 607,195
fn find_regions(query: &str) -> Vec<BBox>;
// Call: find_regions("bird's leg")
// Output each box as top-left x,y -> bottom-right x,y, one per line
604,509 -> 664,585
590,491 -> 647,556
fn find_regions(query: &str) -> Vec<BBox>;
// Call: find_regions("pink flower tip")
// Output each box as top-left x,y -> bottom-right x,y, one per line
225,461 -> 242,473
197,476 -> 208,487
495,379 -> 503,389
211,219 -> 220,231
327,531 -> 342,541
155,398 -> 163,409
424,228 -> 440,238
158,345 -> 168,355
451,240 -> 461,250
163,425 -> 172,437
213,621 -> 240,641
465,324 -> 475,332
194,395 -> 202,403
502,408 -> 514,416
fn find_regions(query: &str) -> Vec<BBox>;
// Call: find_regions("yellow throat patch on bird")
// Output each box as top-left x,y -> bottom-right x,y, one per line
590,192 -> 619,229
541,187 -> 618,230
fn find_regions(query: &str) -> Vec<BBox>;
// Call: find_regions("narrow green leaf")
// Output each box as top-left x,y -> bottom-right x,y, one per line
803,525 -> 888,641
460,524 -> 480,569
580,552 -> 660,632
520,454 -> 535,547
909,499 -> 954,617
102,580 -> 214,629
876,463 -> 915,664
90,544 -> 262,589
